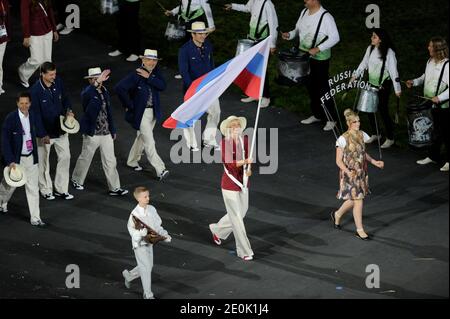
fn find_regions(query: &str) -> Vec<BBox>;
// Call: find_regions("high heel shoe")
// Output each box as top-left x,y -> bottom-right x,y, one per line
355,232 -> 371,241
330,211 -> 341,230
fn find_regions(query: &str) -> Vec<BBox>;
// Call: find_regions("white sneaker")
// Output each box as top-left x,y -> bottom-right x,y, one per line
416,157 -> 435,165
323,121 -> 336,131
59,27 -> 74,35
122,270 -> 131,289
126,54 -> 139,62
381,139 -> 395,149
108,50 -> 122,57
301,116 -> 321,125
260,97 -> 270,108
241,96 -> 258,103
0,88 -> 5,95
18,70 -> 29,88
174,74 -> 182,79
440,162 -> 449,172
365,135 -> 381,144
0,202 -> 8,213
190,146 -> 200,152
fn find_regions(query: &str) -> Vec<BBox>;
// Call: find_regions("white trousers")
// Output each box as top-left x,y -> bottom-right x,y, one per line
0,155 -> 41,223
183,99 -> 221,148
128,245 -> 154,299
127,108 -> 166,176
38,133 -> 71,195
0,42 -> 6,90
210,189 -> 253,258
18,31 -> 53,83
72,134 -> 121,190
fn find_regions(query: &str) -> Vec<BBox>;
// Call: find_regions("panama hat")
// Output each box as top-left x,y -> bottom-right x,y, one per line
220,116 -> 247,136
84,67 -> 103,79
187,21 -> 213,33
4,165 -> 27,187
139,49 -> 162,60
60,115 -> 80,134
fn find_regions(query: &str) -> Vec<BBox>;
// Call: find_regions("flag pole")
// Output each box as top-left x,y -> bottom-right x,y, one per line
244,37 -> 271,188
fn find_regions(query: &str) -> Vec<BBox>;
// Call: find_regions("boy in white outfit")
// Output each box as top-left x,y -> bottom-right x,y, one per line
122,186 -> 171,299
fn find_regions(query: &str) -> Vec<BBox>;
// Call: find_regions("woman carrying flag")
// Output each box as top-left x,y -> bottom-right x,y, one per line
209,115 -> 254,261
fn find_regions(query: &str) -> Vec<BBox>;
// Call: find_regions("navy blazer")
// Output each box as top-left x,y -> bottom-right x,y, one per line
178,39 -> 215,92
79,85 -> 117,137
30,77 -> 72,139
114,66 -> 166,131
1,110 -> 39,166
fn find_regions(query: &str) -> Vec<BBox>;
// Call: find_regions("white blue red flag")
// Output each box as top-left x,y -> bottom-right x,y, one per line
163,37 -> 271,129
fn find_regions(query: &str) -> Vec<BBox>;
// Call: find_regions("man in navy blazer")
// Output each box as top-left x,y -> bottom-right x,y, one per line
115,49 -> 169,181
30,62 -> 74,201
0,92 -> 46,227
71,67 -> 128,196
178,21 -> 221,151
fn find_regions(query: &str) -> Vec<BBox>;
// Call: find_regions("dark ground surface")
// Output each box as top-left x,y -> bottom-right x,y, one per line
0,20 -> 448,299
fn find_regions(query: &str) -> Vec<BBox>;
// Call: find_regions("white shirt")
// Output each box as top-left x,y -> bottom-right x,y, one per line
336,131 -> 370,148
231,0 -> 279,48
413,58 -> 449,104
171,0 -> 215,29
127,204 -> 171,249
18,110 -> 33,155
288,6 -> 340,54
354,46 -> 402,93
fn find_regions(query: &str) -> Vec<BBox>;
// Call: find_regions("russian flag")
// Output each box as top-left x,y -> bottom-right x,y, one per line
163,37 -> 271,129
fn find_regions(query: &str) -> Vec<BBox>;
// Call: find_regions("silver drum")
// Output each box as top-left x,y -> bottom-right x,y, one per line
236,39 -> 255,56
356,87 -> 379,113
165,22 -> 186,41
277,49 -> 310,84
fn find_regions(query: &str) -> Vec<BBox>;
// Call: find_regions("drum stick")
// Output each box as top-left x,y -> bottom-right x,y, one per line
414,94 -> 433,101
155,0 -> 167,12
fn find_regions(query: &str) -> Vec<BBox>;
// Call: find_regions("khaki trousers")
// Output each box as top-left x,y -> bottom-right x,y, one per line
0,155 -> 41,223
0,42 -> 6,90
183,99 -> 221,148
128,245 -> 154,299
18,31 -> 53,83
210,189 -> 253,258
38,133 -> 71,195
72,134 -> 121,190
127,108 -> 166,176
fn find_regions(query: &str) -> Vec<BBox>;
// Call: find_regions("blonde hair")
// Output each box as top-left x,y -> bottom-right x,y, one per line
430,36 -> 449,61
344,109 -> 359,128
133,186 -> 149,199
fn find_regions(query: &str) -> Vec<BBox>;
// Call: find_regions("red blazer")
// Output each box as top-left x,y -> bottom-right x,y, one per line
221,135 -> 250,192
21,0 -> 56,38
0,0 -> 10,44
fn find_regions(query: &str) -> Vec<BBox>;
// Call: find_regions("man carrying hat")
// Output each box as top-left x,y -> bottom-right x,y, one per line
30,61 -> 75,201
0,92 -> 46,227
71,68 -> 129,196
178,21 -> 221,151
225,0 -> 278,108
115,49 -> 169,181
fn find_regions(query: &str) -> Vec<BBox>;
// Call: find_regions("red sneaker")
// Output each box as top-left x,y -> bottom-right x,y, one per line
212,233 -> 221,246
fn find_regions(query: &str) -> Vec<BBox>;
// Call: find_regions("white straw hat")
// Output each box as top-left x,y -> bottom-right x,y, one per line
60,115 -> 80,134
84,67 -> 102,79
4,165 -> 27,187
139,49 -> 162,60
220,116 -> 247,136
187,21 -> 213,33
